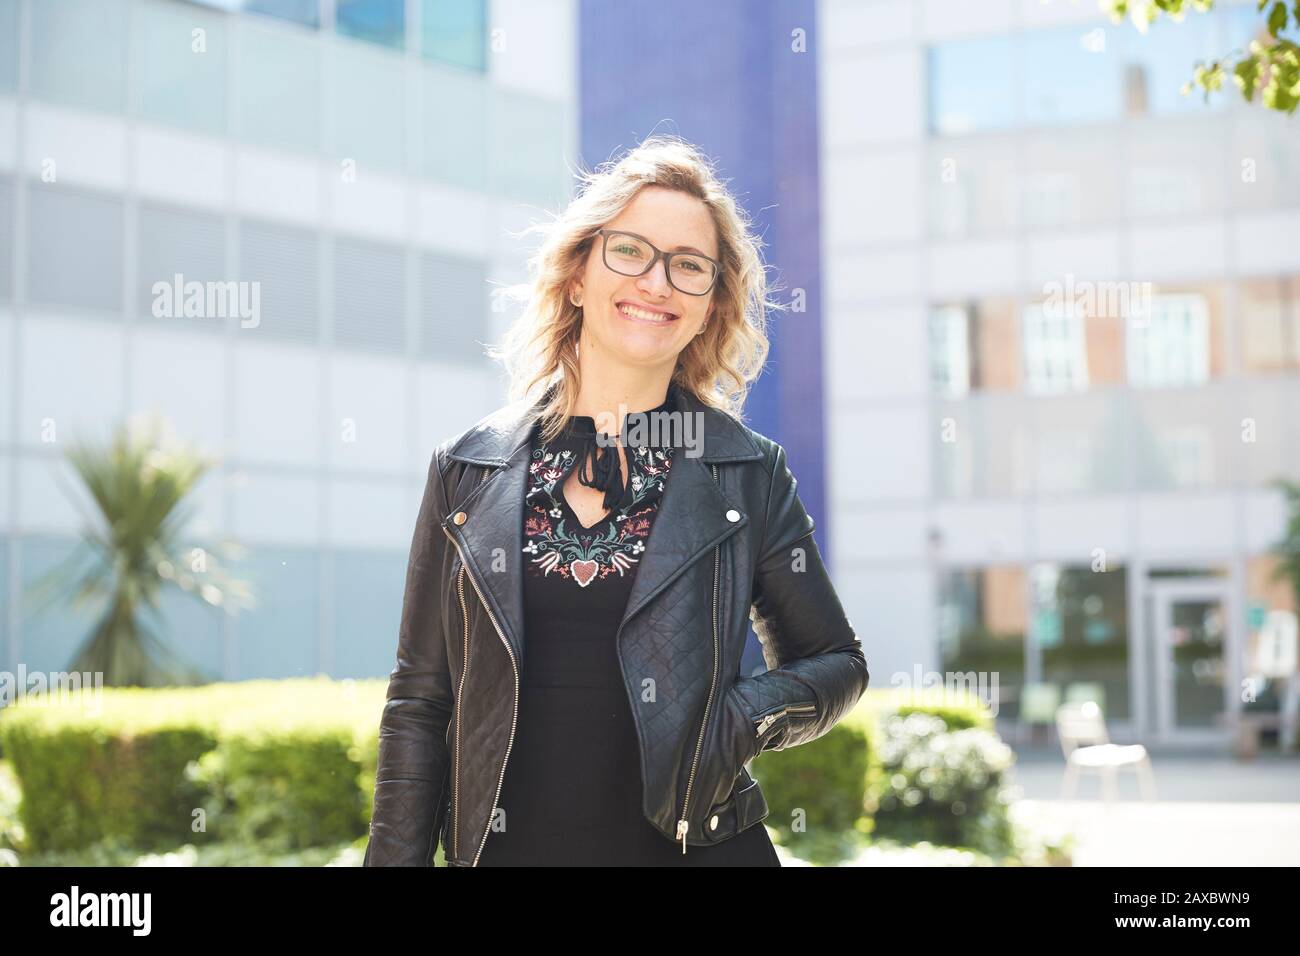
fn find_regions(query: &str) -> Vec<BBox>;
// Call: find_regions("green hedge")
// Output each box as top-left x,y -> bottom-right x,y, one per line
0,678 -> 384,855
0,678 -> 1012,863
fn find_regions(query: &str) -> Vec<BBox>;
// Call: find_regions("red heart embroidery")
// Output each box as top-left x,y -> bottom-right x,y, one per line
571,559 -> 598,587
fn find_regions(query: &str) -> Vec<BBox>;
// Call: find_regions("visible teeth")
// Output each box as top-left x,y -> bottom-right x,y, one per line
620,304 -> 675,323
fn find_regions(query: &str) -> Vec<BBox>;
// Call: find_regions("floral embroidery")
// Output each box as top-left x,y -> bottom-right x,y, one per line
523,439 -> 674,587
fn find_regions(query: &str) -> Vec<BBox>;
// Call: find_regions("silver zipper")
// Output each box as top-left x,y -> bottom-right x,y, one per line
449,466 -> 489,862
442,465 -> 519,868
755,703 -> 817,738
675,462 -> 722,854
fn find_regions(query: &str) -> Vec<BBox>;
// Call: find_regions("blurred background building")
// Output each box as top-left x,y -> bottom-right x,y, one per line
0,0 -> 576,682
822,0 -> 1300,749
3,0 -> 1299,753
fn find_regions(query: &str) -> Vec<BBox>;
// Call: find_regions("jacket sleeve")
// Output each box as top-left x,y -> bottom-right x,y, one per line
726,441 -> 870,759
363,447 -> 455,867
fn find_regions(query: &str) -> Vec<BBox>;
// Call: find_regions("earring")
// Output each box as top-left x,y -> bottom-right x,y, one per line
695,323 -> 707,336
570,292 -> 583,308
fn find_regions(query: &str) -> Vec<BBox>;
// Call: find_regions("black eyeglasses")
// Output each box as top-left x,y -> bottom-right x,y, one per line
593,228 -> 720,296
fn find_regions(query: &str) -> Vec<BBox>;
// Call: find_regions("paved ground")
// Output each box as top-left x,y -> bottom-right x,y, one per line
1004,745 -> 1300,866
1006,745 -> 1300,802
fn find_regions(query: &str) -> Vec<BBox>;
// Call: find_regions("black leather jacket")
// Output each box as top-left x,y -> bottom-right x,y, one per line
362,383 -> 869,866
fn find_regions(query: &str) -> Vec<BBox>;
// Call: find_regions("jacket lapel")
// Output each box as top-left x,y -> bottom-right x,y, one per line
442,383 -> 765,666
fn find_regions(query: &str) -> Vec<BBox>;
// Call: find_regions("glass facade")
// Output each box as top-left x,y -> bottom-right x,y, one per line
0,0 -> 574,684
829,0 -> 1300,744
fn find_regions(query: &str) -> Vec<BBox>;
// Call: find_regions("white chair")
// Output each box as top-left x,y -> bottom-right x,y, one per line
1056,701 -> 1156,801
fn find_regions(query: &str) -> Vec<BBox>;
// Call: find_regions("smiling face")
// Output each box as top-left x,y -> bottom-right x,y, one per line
569,185 -> 719,374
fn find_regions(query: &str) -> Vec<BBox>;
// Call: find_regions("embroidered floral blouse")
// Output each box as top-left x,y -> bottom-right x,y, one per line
521,407 -> 676,588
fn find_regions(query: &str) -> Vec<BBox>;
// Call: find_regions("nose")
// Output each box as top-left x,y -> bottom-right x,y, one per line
636,257 -> 673,298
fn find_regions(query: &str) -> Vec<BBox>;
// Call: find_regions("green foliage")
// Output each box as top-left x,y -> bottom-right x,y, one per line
25,413 -> 253,687
0,677 -> 1045,866
870,711 -> 1018,858
752,687 -> 1015,865
9,834 -> 369,867
0,677 -> 385,857
1104,0 -> 1300,114
193,732 -> 367,851
1266,478 -> 1300,610
1,721 -> 215,852
751,707 -> 872,865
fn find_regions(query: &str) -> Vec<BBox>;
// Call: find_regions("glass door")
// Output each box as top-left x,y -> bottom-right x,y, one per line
1151,580 -> 1236,744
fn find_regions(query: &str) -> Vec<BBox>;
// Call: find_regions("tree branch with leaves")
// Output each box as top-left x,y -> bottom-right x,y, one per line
1104,0 -> 1300,113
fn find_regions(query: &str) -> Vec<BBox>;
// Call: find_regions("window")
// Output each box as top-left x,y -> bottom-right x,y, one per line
136,0 -> 228,134
237,21 -> 321,152
29,0 -> 128,112
239,219 -> 320,344
419,251 -> 488,364
929,298 -> 1019,395
1031,563 -> 1131,721
1127,293 -> 1212,388
138,203 -> 227,330
0,0 -> 18,92
422,0 -> 486,71
930,306 -> 971,397
1023,23 -> 1122,127
231,547 -> 319,678
0,175 -> 12,301
187,1 -> 321,28
1126,119 -> 1225,219
333,549 -> 407,678
1240,276 -> 1300,374
329,43 -> 406,172
1023,302 -> 1089,394
1119,8 -> 1223,117
27,184 -> 123,313
242,0 -> 321,29
336,0 -> 405,50
927,138 -> 1019,237
928,35 -> 1017,135
937,566 -> 1026,720
333,237 -> 407,354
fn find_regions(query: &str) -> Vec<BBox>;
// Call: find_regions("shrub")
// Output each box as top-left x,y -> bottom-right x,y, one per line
870,711 -> 1017,857
751,707 -> 874,864
0,677 -> 385,855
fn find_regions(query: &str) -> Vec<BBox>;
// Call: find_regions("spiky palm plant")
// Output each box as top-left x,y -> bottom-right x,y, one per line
25,414 -> 253,687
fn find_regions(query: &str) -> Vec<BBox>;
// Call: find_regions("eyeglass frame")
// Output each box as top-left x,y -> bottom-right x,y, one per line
592,228 -> 722,297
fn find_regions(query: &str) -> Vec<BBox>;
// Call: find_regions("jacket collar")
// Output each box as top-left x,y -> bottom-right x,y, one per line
445,380 -> 764,466
439,380 -> 764,666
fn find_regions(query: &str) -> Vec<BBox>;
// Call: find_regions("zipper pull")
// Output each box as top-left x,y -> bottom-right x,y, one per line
756,710 -> 785,737
676,819 -> 688,854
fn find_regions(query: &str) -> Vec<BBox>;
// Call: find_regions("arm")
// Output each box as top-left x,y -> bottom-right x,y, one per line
363,447 -> 455,867
726,441 -> 870,758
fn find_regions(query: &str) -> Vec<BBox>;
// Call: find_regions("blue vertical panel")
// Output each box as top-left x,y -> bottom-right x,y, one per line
331,549 -> 407,679
231,547 -> 320,679
18,535 -> 98,676
578,1 -> 829,673
152,577 -> 225,681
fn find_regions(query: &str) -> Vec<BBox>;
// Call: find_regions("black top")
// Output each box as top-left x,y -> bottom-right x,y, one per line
475,387 -> 779,866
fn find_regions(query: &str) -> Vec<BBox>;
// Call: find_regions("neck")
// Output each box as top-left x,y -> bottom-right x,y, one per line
573,349 -> 675,438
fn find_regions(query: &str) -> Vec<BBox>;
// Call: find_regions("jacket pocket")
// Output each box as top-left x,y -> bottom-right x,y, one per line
751,700 -> 819,753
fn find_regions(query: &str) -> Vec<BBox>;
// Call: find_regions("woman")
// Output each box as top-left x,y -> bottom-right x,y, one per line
364,135 -> 868,867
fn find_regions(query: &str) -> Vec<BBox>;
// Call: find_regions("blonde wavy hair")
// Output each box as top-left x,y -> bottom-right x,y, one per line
487,134 -> 784,444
